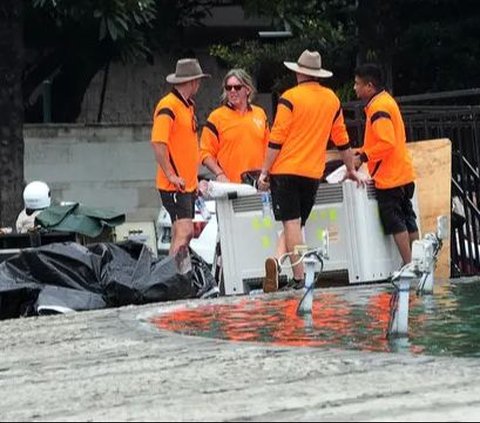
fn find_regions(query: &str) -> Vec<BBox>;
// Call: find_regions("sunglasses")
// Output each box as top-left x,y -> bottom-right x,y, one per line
192,115 -> 198,132
225,84 -> 244,92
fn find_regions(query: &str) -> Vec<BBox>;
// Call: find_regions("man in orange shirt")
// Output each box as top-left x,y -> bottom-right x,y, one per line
200,68 -> 269,183
258,50 -> 364,292
151,58 -> 210,256
354,63 -> 418,265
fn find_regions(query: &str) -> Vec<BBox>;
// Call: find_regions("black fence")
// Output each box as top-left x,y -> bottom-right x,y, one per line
343,90 -> 480,277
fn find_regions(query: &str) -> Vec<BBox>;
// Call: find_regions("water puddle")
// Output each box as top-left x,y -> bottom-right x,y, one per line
151,278 -> 480,357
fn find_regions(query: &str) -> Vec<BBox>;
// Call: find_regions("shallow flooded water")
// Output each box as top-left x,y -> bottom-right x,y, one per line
151,278 -> 480,357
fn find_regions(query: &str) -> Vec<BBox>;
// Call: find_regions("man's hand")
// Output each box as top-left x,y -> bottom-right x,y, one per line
168,174 -> 186,191
198,180 -> 209,196
257,171 -> 270,191
216,173 -> 230,183
345,169 -> 371,187
353,155 -> 363,170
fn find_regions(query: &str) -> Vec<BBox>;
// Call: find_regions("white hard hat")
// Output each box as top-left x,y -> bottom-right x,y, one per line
23,181 -> 51,210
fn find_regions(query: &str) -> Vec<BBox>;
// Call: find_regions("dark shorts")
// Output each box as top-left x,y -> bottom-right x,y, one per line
375,182 -> 418,235
270,174 -> 320,226
159,190 -> 195,222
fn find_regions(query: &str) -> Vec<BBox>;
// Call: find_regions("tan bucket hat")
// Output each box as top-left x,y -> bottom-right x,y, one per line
166,58 -> 211,84
284,49 -> 333,78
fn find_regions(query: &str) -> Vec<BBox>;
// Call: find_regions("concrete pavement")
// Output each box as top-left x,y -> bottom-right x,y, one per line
0,294 -> 479,422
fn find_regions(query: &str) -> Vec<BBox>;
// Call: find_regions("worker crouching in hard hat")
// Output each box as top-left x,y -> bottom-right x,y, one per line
15,181 -> 51,233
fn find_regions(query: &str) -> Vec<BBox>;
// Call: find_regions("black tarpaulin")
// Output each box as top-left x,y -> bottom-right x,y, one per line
0,240 -> 213,319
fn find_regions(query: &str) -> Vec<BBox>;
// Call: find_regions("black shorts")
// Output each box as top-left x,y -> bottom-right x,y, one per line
269,174 -> 320,226
159,190 -> 195,222
375,182 -> 418,235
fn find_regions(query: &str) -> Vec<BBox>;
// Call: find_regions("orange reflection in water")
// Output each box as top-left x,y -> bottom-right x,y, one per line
150,282 -> 480,357
151,291 -> 402,351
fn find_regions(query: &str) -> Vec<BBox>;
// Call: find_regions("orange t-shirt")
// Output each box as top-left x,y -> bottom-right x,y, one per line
200,104 -> 269,183
361,90 -> 415,189
151,89 -> 199,192
269,81 -> 350,178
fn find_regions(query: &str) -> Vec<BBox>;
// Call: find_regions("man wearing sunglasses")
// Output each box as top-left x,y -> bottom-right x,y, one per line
200,68 -> 269,184
258,50 -> 365,292
151,58 -> 210,256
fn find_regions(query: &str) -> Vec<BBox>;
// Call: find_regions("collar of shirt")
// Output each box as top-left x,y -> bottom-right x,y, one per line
225,102 -> 252,113
297,79 -> 321,86
172,87 -> 194,108
364,89 -> 386,110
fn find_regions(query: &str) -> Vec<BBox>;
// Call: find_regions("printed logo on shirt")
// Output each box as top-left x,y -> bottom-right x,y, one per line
253,117 -> 264,129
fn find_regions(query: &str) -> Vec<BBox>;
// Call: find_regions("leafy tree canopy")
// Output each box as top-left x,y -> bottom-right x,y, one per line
23,0 -> 215,122
211,0 -> 357,100
213,0 -> 480,99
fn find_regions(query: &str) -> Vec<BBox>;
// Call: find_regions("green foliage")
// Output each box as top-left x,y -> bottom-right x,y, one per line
392,1 -> 480,94
210,17 -> 355,94
214,0 -> 480,96
24,0 -> 218,122
147,0 -> 216,52
242,0 -> 354,33
173,0 -> 215,27
31,0 -> 157,61
334,81 -> 356,103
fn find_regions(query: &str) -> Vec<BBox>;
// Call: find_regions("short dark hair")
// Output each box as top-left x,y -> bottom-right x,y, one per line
354,64 -> 385,89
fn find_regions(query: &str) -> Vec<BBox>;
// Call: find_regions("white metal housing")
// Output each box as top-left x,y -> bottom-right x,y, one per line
217,181 -> 418,295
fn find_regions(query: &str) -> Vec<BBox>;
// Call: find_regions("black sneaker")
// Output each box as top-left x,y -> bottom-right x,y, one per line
263,257 -> 280,293
280,278 -> 305,291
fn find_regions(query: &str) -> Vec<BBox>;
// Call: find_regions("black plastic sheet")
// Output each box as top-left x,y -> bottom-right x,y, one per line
0,240 -> 206,319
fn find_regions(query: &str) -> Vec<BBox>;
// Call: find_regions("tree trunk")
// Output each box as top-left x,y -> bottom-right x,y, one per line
50,50 -> 103,123
97,60 -> 111,123
0,0 -> 24,227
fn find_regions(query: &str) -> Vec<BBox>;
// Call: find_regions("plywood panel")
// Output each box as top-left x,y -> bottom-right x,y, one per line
327,138 -> 451,278
409,139 -> 451,278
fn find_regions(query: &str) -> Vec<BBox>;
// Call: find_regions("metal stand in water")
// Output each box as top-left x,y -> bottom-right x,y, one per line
273,231 -> 329,315
387,279 -> 411,337
295,231 -> 330,316
387,215 -> 449,338
297,253 -> 321,315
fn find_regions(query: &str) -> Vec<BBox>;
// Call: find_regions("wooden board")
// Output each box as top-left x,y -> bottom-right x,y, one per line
409,139 -> 451,278
327,138 -> 451,278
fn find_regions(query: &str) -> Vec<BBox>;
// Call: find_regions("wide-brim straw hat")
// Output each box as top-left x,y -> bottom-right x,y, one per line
166,58 -> 211,84
284,49 -> 333,78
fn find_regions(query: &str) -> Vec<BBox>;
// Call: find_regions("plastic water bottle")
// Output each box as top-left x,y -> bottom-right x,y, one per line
195,196 -> 211,221
261,192 -> 272,218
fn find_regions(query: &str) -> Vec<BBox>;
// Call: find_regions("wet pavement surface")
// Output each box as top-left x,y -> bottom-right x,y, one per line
1,286 -> 480,421
152,280 -> 480,357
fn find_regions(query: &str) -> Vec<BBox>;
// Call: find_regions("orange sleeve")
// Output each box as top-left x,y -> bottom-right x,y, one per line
330,106 -> 349,147
364,112 -> 395,161
269,97 -> 293,147
151,106 -> 175,145
200,115 -> 220,163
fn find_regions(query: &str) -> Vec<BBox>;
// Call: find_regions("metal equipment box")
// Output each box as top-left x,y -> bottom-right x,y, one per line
216,181 -> 415,295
